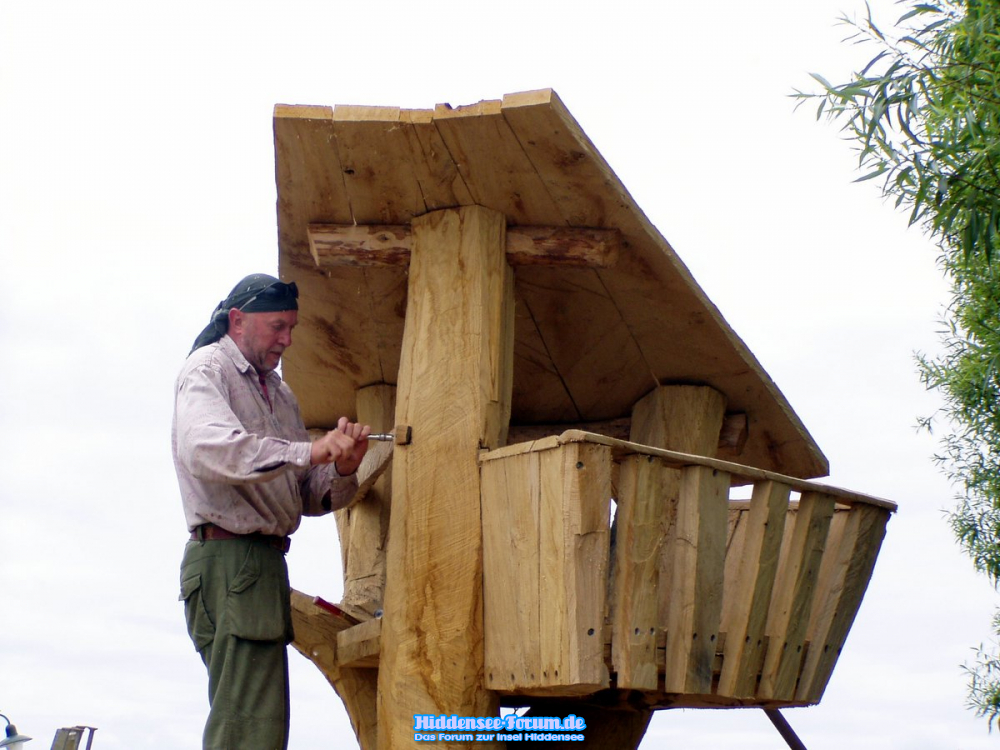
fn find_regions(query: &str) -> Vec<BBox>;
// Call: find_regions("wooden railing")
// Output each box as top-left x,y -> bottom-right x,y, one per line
479,431 -> 894,708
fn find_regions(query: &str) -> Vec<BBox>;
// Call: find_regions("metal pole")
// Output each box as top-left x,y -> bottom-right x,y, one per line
764,709 -> 808,750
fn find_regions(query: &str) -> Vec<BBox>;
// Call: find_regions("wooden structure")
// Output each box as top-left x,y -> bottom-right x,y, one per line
273,89 -> 895,748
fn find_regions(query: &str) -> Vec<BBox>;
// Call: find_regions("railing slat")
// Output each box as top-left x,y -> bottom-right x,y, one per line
718,480 -> 791,698
482,449 -> 540,691
795,504 -> 890,702
664,465 -> 730,694
611,455 -> 676,690
538,442 -> 612,692
759,491 -> 836,700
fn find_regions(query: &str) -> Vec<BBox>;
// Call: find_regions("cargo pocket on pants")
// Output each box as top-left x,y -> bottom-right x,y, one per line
180,573 -> 215,652
225,545 -> 291,642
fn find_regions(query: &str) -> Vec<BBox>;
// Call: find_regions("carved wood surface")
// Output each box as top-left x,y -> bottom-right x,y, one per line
275,90 -> 830,480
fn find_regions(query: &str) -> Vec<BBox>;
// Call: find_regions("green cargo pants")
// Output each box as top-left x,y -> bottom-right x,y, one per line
180,536 -> 294,750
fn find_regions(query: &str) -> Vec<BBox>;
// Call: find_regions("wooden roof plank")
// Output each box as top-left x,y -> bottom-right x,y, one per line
279,264 -> 399,424
501,90 -> 828,478
511,285 -> 581,424
399,108 -> 475,210
431,99 -> 564,225
332,105 -> 427,224
501,89 -> 622,228
516,267 -> 655,420
274,104 -> 352,257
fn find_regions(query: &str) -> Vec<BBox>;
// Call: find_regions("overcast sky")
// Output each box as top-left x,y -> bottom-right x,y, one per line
2,1 -> 998,748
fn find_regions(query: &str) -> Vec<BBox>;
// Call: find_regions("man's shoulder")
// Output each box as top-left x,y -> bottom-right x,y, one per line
177,341 -> 234,384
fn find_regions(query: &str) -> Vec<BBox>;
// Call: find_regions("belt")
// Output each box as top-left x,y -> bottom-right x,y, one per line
191,523 -> 291,554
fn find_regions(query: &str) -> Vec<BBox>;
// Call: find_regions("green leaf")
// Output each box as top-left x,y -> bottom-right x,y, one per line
854,165 -> 890,182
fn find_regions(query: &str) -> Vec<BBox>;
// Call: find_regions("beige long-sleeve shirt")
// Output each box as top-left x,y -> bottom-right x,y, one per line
172,335 -> 357,536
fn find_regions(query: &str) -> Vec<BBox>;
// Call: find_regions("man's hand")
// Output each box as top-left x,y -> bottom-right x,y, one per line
310,417 -> 371,475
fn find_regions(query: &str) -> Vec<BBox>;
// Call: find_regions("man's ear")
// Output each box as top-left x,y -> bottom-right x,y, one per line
228,307 -> 244,337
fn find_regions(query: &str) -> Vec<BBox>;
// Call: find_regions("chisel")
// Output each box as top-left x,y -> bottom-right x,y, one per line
365,425 -> 412,444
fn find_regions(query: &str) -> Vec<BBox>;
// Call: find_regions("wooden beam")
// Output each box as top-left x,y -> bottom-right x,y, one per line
795,503 -> 890,702
604,385 -> 726,745
377,205 -> 512,749
626,385 -> 726,651
611,454 -> 672,691
481,447 -> 541,693
337,384 -> 396,615
308,223 -> 620,268
289,591 -> 378,750
337,618 -> 383,669
538,442 -> 611,693
629,386 -> 726,455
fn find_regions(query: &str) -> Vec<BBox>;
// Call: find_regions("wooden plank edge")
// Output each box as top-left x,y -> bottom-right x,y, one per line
480,431 -> 896,511
273,103 -> 333,121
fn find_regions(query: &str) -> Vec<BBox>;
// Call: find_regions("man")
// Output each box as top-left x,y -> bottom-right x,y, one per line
172,273 -> 369,750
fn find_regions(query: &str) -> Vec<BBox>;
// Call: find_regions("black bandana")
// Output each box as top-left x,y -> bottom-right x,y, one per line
189,273 -> 299,355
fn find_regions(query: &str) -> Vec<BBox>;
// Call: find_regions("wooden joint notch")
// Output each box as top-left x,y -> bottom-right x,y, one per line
718,413 -> 748,454
393,424 -> 412,445
336,617 -> 383,669
308,223 -> 621,269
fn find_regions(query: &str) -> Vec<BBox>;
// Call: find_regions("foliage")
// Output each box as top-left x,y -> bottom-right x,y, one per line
796,0 -> 1000,727
797,0 -> 1000,262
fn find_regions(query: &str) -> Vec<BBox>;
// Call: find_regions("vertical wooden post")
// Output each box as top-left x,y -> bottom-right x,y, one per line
606,386 -> 725,744
338,383 -> 396,615
629,386 -> 727,455
290,592 -> 379,750
377,205 -> 512,749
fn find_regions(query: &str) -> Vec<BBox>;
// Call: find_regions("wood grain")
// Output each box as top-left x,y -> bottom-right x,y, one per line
376,206 -> 510,749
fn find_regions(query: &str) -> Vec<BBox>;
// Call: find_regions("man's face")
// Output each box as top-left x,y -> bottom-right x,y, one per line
230,309 -> 298,373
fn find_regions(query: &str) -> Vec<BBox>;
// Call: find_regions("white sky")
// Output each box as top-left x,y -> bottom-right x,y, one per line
2,1 -> 997,748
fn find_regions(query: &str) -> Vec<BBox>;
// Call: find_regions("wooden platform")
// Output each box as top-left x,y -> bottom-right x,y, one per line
479,431 -> 892,708
293,430 -> 892,711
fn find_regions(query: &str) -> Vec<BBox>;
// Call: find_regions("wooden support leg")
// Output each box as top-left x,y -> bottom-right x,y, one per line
513,699 -> 653,750
377,206 -> 513,749
629,385 -> 727,454
338,383 -> 396,615
606,385 -> 725,744
290,592 -> 378,750
305,384 -> 396,749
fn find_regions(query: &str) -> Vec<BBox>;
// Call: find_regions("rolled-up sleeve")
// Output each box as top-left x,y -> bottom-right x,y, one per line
300,464 -> 359,516
175,364 -> 312,484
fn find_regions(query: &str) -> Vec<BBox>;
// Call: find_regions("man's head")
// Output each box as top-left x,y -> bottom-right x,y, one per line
189,274 -> 299,363
228,307 -> 298,373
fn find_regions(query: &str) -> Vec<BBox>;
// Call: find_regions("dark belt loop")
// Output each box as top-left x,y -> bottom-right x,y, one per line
194,525 -> 206,544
